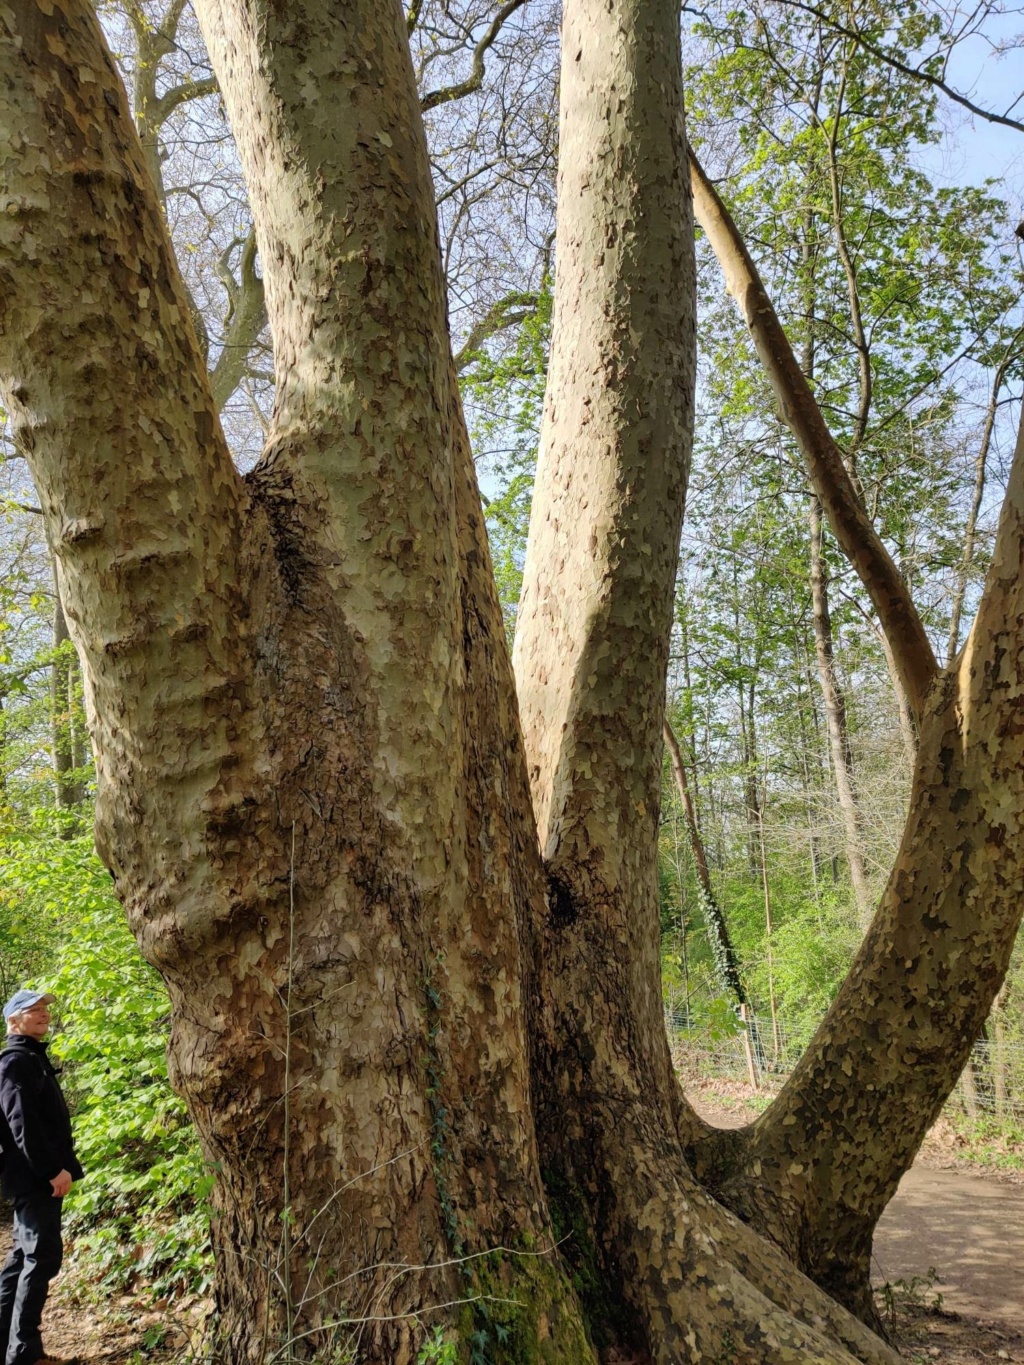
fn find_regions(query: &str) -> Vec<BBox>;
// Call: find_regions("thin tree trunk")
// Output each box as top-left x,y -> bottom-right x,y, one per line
946,346 -> 1019,664
877,622 -> 919,766
960,1056 -> 981,1118
822,68 -> 871,480
991,984 -> 1008,1117
663,718 -> 753,1018
741,679 -> 762,880
50,583 -> 83,822
755,796 -> 781,1063
808,496 -> 872,922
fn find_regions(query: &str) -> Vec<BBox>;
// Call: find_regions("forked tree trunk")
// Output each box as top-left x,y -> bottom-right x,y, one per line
686,149 -> 1024,1326
1,3 -> 585,1359
3,0 -> 1023,1363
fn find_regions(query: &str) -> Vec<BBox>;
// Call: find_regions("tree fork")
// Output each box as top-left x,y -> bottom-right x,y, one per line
513,0 -> 895,1359
0,2 -> 588,1357
691,407 -> 1024,1322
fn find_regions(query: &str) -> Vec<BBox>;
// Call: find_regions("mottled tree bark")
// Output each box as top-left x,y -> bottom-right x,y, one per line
2,0 -> 1021,1362
510,4 -> 895,1360
1,2 -> 583,1359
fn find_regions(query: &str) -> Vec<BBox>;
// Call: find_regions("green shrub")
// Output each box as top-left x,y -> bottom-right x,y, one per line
0,822 -> 211,1296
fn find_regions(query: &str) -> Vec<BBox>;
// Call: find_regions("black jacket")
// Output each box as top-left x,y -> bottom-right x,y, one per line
0,1036 -> 83,1199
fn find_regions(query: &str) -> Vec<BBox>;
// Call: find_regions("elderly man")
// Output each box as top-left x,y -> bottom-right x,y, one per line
0,991 -> 83,1365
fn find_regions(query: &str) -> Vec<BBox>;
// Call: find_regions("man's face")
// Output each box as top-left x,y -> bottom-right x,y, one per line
8,1000 -> 51,1040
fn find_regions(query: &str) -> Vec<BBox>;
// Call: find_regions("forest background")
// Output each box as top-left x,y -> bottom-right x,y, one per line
1,0 -> 1023,1305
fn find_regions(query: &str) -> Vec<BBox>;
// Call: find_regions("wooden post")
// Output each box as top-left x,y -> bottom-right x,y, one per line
739,1004 -> 760,1091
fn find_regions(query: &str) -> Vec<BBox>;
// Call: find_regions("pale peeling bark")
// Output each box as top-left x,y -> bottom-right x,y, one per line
511,0 -> 698,1184
511,3 -> 897,1361
694,406 -> 1024,1323
1,3 -> 587,1359
2,0 -> 1005,1360
186,7 -> 554,1300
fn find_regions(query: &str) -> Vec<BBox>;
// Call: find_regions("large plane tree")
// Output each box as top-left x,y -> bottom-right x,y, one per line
1,0 -> 1022,1361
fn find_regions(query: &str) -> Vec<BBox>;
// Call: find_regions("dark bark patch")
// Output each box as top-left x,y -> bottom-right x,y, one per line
939,745 -> 955,783
245,464 -> 312,606
547,869 -> 579,928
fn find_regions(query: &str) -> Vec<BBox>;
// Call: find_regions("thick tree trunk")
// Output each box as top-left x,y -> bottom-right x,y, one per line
3,0 -> 1017,1362
1,4 -> 587,1359
511,4 -> 896,1361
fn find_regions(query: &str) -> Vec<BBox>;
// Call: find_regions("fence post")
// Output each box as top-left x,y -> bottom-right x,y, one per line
739,1003 -> 759,1091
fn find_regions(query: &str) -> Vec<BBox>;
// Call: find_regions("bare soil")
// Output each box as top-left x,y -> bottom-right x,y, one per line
692,1083 -> 1024,1364
24,1087 -> 1024,1362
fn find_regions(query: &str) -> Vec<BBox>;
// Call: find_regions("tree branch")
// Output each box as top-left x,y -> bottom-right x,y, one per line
420,0 -> 528,112
689,147 -> 938,721
209,229 -> 267,413
150,74 -> 219,126
452,290 -> 539,372
767,0 -> 1024,134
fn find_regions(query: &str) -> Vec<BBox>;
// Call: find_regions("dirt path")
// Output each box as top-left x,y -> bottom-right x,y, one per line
690,1091 -> 1024,1360
874,1166 -> 1024,1328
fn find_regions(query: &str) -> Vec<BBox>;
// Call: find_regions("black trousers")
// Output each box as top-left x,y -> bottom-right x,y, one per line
0,1193 -> 63,1365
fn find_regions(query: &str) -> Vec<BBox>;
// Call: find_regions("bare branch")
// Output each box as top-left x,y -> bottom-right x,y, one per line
209,229 -> 267,413
150,74 -> 219,125
689,147 -> 939,721
452,289 -> 539,371
420,0 -> 529,112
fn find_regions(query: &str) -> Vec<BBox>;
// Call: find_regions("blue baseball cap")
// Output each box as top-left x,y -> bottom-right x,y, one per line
2,990 -> 54,1022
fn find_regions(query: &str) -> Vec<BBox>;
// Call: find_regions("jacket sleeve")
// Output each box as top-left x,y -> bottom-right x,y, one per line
0,1055 -> 64,1181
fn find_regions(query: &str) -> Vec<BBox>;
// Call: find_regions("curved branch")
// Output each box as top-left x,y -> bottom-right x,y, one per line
209,229 -> 267,413
150,74 -> 219,126
452,290 -> 539,372
420,0 -> 528,112
689,147 -> 938,722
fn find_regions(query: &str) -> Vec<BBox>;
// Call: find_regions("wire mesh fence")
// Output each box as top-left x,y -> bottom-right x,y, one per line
664,997 -> 1024,1126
